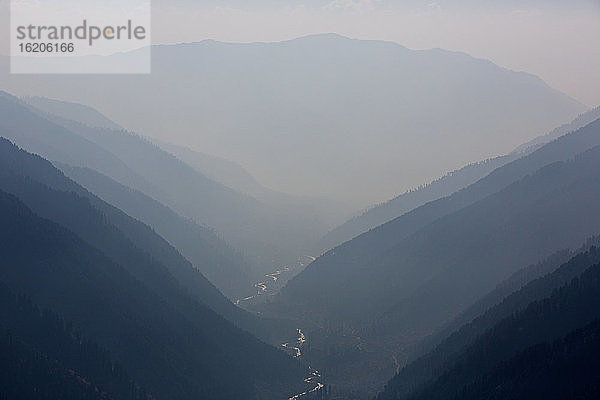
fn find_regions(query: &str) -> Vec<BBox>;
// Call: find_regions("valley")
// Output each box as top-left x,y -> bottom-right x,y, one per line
283,329 -> 325,400
236,255 -> 316,307
0,10 -> 599,399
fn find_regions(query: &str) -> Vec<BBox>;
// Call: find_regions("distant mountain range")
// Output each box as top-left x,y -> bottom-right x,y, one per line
24,95 -> 352,239
0,91 -> 344,279
1,33 -> 598,400
0,91 -> 263,300
152,137 -> 350,225
0,34 -> 585,205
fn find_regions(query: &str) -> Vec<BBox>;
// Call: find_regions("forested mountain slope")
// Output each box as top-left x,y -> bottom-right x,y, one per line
0,160 -> 309,400
378,252 -> 600,400
278,123 -> 600,340
318,155 -> 510,252
22,95 -> 337,267
379,243 -> 600,400
58,164 -> 256,300
513,106 -> 600,154
257,121 -> 600,397
416,236 -> 600,357
445,319 -> 600,400
0,136 -> 300,344
0,284 -> 151,400
0,91 -> 274,298
0,136 -> 255,331
0,90 -> 322,271
306,117 -> 600,276
320,106 -> 600,252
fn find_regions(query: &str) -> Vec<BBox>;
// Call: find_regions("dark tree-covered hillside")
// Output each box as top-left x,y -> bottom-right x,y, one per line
0,184 -> 308,399
450,319 -> 600,400
0,135 -> 292,343
386,242 -> 600,398
378,258 -> 600,400
0,284 -> 150,400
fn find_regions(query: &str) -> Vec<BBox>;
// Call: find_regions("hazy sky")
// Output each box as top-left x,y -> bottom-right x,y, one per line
150,0 -> 600,106
1,1 -> 598,105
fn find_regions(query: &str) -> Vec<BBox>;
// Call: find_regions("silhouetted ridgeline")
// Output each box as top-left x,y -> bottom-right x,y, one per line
280,119 -> 600,328
0,90 -> 307,301
0,137 -> 309,399
0,90 -> 328,275
23,94 -> 344,269
269,117 -> 600,395
318,155 -> 511,252
57,164 -> 256,300
415,235 -> 600,359
0,133 -> 260,335
0,34 -> 585,205
0,33 -> 596,400
320,106 -> 600,252
377,243 -> 600,399
378,250 -> 600,400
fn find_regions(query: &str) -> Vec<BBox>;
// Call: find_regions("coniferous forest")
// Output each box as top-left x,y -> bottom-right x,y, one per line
0,2 -> 599,399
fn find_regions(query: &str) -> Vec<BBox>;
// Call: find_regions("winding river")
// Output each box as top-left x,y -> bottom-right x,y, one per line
282,328 -> 324,400
234,256 -> 324,399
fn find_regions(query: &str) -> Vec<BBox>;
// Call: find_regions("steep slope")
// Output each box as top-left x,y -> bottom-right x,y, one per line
279,118 -> 600,327
378,256 -> 600,400
418,235 -> 600,357
24,95 -> 124,130
0,136 -> 297,343
318,155 -> 510,251
320,106 -> 600,251
0,333 -> 116,400
152,138 -> 276,198
43,116 -> 334,266
151,137 -> 351,230
321,116 -> 600,279
379,243 -> 600,400
357,137 -> 600,334
0,34 -> 585,204
58,164 -> 256,299
276,138 -> 600,394
0,180 -> 309,399
0,93 -> 160,199
20,91 -> 351,229
0,91 -> 324,268
0,90 -> 290,288
513,105 -> 600,154
0,284 -> 151,400
445,319 -> 600,400
0,137 -> 230,320
259,121 -> 600,397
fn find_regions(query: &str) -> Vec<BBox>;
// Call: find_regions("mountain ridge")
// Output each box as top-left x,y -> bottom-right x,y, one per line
0,34 -> 584,204
0,142 -> 310,400
319,106 -> 600,252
